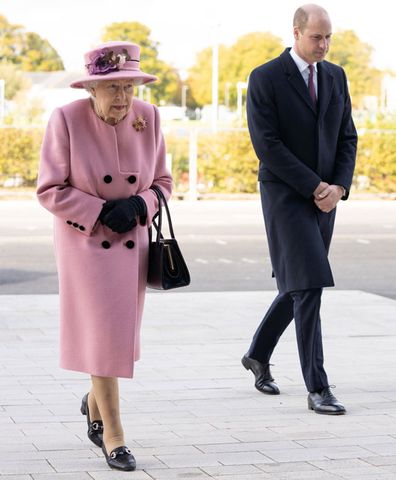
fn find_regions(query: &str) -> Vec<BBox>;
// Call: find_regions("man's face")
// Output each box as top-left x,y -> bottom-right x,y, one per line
294,14 -> 332,64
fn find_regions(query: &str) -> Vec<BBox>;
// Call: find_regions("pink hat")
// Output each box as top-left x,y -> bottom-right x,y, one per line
70,41 -> 157,89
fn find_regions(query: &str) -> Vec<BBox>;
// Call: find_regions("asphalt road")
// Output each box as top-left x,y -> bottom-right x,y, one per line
0,199 -> 395,299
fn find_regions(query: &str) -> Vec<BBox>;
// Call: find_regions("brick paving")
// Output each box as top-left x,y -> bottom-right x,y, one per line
1,290 -> 396,479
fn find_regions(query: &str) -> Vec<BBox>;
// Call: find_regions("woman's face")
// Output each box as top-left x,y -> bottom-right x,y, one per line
91,79 -> 134,125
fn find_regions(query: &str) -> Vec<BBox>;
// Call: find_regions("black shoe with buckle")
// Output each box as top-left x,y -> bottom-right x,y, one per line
241,354 -> 280,395
308,386 -> 346,415
80,393 -> 104,447
102,444 -> 136,471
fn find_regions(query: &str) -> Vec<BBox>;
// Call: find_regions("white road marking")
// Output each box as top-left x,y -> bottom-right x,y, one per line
218,258 -> 233,264
195,258 -> 209,264
241,257 -> 257,264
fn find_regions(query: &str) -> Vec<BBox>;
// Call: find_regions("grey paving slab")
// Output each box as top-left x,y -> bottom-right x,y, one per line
89,471 -> 154,480
364,454 -> 396,465
274,473 -> 341,480
45,457 -> 107,473
202,464 -> 264,476
153,453 -> 222,468
0,290 -> 395,478
32,474 -> 93,480
335,476 -> 396,480
256,461 -> 321,473
0,459 -> 54,475
0,476 -> 32,480
143,468 -> 212,479
210,474 -> 273,480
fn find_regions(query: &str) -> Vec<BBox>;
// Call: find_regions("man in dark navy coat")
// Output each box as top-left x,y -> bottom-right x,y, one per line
242,4 -> 357,414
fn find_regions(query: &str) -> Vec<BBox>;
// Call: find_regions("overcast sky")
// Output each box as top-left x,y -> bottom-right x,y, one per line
1,0 -> 394,74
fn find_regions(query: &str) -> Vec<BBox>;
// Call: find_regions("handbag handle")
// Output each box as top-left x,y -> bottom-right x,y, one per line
150,186 -> 175,242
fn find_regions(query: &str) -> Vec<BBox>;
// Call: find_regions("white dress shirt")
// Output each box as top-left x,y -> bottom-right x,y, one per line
289,48 -> 318,98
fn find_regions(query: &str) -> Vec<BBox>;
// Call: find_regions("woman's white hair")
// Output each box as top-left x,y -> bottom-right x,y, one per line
83,81 -> 99,94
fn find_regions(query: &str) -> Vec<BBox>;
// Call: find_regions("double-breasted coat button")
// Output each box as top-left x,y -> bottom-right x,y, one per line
101,240 -> 111,249
127,175 -> 136,184
73,222 -> 79,228
79,225 -> 86,231
125,240 -> 135,249
103,175 -> 112,184
66,220 -> 72,225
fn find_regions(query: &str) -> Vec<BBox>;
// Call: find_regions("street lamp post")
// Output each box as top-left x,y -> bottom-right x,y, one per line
211,25 -> 219,133
181,85 -> 188,111
138,85 -> 145,101
188,129 -> 198,201
0,79 -> 5,125
237,81 -> 248,121
225,82 -> 231,109
145,88 -> 151,104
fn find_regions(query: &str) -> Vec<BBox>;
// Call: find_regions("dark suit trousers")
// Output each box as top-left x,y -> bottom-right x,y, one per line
247,288 -> 329,393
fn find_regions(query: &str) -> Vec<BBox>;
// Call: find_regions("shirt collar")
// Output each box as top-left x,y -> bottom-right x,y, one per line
290,47 -> 317,73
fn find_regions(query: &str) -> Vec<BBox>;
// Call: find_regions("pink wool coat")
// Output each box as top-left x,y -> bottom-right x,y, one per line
37,98 -> 172,378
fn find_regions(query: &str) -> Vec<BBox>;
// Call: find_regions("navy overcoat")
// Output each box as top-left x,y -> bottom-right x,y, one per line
247,48 -> 357,293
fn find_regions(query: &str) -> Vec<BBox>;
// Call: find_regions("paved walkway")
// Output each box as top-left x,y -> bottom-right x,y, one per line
1,290 -> 396,479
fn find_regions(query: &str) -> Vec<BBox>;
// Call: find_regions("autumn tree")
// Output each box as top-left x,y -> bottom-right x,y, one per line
187,32 -> 284,107
0,14 -> 24,62
186,45 -> 228,107
102,22 -> 181,105
327,30 -> 382,108
0,61 -> 31,100
19,32 -> 64,71
0,14 -> 64,71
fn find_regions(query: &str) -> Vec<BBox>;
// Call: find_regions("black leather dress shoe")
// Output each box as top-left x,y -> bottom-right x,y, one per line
241,354 -> 280,395
80,393 -> 104,447
308,387 -> 346,415
102,444 -> 136,471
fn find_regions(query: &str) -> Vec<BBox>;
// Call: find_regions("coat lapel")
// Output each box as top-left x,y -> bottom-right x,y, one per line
317,61 -> 335,120
279,49 -> 316,114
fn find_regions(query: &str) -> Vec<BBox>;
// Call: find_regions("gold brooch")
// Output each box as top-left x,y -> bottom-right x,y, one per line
132,116 -> 148,132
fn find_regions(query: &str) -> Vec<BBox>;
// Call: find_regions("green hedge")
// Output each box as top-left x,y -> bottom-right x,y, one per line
0,127 -> 43,186
166,130 -> 259,193
1,126 -> 395,193
168,129 -> 396,194
197,130 -> 258,193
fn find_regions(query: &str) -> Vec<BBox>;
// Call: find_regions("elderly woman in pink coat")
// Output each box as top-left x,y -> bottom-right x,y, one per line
37,41 -> 172,471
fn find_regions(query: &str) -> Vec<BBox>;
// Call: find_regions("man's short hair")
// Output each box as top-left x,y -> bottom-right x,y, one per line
293,7 -> 309,32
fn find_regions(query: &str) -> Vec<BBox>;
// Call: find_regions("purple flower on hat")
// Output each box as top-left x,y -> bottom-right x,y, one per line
86,48 -> 133,75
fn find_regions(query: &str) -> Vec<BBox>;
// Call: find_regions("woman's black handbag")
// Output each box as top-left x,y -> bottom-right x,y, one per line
147,186 -> 190,290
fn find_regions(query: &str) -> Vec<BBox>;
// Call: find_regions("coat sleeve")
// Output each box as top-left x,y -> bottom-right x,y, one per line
332,68 -> 358,200
247,69 -> 322,198
137,104 -> 173,226
36,108 -> 105,236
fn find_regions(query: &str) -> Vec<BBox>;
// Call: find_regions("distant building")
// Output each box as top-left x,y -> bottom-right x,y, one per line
24,71 -> 88,121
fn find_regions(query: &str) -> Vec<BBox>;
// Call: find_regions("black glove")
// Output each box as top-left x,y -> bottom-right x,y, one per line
98,201 -> 115,224
99,196 -> 147,234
